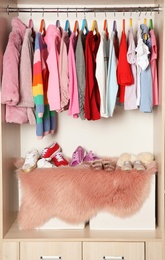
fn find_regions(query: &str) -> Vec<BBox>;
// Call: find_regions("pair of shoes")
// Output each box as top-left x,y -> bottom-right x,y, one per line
90,160 -> 116,172
70,146 -> 100,166
22,148 -> 40,173
41,142 -> 69,167
122,160 -> 145,171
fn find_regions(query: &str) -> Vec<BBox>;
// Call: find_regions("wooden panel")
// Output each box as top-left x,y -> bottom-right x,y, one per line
20,242 -> 81,260
83,242 -> 144,260
2,242 -> 19,260
146,241 -> 162,260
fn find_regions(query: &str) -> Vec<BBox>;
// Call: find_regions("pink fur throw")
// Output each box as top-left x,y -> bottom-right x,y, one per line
17,161 -> 157,229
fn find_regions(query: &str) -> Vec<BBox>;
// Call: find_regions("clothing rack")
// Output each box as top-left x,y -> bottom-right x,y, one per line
4,5 -> 161,15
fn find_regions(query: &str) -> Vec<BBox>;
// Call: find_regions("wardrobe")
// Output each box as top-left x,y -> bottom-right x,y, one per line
0,0 -> 164,259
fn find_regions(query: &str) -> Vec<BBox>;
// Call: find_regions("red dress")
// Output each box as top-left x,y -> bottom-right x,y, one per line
84,31 -> 101,120
117,31 -> 134,103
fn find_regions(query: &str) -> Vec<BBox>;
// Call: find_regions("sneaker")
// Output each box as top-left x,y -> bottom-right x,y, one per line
22,148 -> 40,173
51,152 -> 69,167
90,160 -> 103,171
70,146 -> 85,166
133,160 -> 145,171
41,142 -> 61,160
102,160 -> 116,172
37,158 -> 55,168
83,150 -> 101,163
121,161 -> 132,171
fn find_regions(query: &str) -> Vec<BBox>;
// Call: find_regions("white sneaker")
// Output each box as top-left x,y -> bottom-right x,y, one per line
22,148 -> 40,173
121,161 -> 132,171
37,158 -> 55,168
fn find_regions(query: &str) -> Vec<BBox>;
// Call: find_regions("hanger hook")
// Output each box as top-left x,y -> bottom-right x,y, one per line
67,8 -> 68,18
30,8 -> 32,18
105,7 -> 106,17
130,8 -> 132,17
57,7 -> 59,18
7,5 -> 10,15
17,7 -> 19,17
150,6 -> 152,16
123,9 -> 125,16
76,7 -> 77,18
94,7 -> 96,18
42,7 -> 44,18
114,9 -> 116,17
138,7 -> 141,17
145,6 -> 147,16
84,7 -> 86,19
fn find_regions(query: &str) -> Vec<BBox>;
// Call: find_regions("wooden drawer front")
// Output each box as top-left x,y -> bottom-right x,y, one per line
83,242 -> 144,260
20,242 -> 82,260
3,242 -> 19,260
146,242 -> 162,260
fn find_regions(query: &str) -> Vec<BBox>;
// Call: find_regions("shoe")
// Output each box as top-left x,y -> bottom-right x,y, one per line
102,160 -> 116,172
41,142 -> 61,160
121,161 -> 132,171
70,146 -> 85,166
22,148 -> 40,173
90,160 -> 103,171
52,152 -> 69,167
83,150 -> 101,163
133,160 -> 145,171
37,158 -> 55,168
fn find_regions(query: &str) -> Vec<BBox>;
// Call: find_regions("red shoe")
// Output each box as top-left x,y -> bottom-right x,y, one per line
51,152 -> 69,167
41,142 -> 61,160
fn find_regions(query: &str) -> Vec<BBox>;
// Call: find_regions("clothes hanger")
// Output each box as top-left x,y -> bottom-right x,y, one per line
91,20 -> 99,35
149,18 -> 153,30
64,19 -> 71,37
122,19 -> 125,34
103,19 -> 109,40
39,18 -> 46,36
113,20 -> 117,32
56,19 -> 61,28
81,18 -> 89,34
73,20 -> 79,34
130,17 -> 132,27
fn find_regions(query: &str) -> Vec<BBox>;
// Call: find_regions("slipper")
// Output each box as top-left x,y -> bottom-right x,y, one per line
133,160 -> 146,171
102,160 -> 116,172
90,160 -> 103,171
121,161 -> 132,171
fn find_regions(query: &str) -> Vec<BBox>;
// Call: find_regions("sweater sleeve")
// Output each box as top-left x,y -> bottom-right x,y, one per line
32,33 -> 44,118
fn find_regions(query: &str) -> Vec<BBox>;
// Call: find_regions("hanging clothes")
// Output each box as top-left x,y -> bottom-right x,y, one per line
150,28 -> 159,106
84,30 -> 101,120
68,32 -> 80,118
1,17 -> 35,124
58,27 -> 70,111
124,27 -> 137,110
44,24 -> 61,111
139,24 -> 152,113
75,30 -> 87,120
117,29 -> 134,103
33,29 -> 56,139
96,30 -> 110,117
106,30 -> 119,117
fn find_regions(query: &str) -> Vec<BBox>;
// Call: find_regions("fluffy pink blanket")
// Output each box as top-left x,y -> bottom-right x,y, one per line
17,161 -> 157,229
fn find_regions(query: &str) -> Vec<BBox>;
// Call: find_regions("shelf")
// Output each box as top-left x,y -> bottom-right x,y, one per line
4,221 -> 162,242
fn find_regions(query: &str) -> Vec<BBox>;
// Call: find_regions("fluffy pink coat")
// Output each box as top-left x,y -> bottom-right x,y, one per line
16,160 -> 157,229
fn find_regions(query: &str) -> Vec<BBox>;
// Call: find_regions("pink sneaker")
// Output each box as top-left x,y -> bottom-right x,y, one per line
83,150 -> 101,163
41,142 -> 61,160
70,146 -> 85,166
51,152 -> 69,167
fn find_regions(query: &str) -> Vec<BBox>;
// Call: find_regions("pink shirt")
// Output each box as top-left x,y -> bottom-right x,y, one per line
68,32 -> 80,117
45,25 -> 61,111
150,29 -> 159,106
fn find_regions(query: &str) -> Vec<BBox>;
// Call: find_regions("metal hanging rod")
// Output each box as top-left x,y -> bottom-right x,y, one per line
4,5 -> 161,15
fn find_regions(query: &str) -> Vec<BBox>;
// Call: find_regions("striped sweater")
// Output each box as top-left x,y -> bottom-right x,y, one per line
32,32 -> 56,139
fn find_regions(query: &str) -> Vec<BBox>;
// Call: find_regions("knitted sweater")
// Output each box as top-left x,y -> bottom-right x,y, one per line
32,32 -> 56,139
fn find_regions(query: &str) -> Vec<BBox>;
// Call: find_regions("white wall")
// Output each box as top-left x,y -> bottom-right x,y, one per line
18,6 -> 155,158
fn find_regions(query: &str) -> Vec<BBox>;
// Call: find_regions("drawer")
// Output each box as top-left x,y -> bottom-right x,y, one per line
83,242 -> 144,260
3,242 -> 19,260
20,242 -> 82,260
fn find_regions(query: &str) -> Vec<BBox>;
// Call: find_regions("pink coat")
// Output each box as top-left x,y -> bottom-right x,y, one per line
1,17 -> 35,125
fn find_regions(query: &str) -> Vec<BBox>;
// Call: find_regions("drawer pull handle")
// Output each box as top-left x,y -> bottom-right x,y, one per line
40,257 -> 61,260
103,257 -> 124,260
